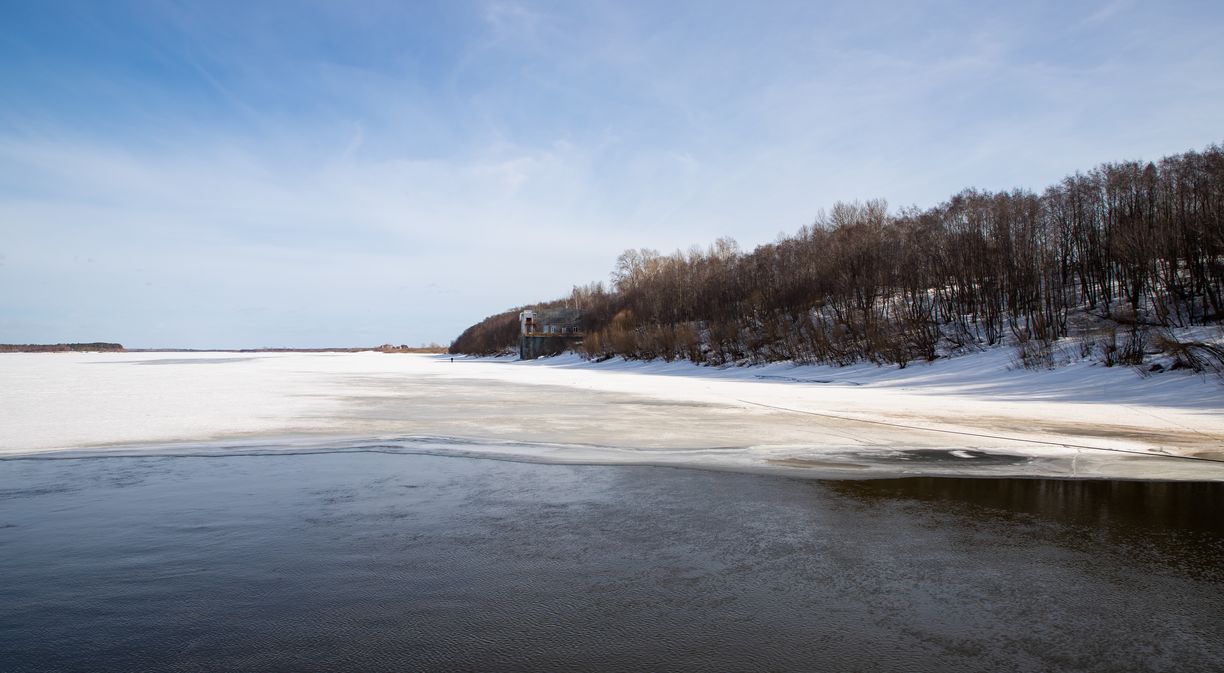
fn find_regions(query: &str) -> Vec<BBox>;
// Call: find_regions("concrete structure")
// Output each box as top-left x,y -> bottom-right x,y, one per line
518,308 -> 583,359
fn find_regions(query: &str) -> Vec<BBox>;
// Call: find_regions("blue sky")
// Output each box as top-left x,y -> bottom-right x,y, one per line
2,0 -> 1222,348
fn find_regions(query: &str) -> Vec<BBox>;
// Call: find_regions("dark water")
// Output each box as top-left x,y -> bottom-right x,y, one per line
1,453 -> 1221,673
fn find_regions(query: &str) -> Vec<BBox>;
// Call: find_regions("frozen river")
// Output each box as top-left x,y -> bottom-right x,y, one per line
2,351 -> 1223,480
3,352 -> 1223,670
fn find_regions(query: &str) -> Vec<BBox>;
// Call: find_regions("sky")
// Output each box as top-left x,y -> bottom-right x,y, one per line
1,1 -> 1222,348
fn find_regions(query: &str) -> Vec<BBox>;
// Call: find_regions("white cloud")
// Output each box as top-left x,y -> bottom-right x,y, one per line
2,0 -> 1222,346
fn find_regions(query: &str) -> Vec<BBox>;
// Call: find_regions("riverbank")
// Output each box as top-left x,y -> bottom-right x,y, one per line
1,350 -> 1221,480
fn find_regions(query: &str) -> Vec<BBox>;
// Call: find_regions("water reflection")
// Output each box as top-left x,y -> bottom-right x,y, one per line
834,477 -> 1224,533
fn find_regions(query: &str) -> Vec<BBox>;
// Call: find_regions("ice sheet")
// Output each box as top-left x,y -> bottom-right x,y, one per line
2,351 -> 1222,480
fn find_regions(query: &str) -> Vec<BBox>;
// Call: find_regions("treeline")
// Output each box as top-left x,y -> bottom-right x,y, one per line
451,143 -> 1224,369
0,343 -> 125,353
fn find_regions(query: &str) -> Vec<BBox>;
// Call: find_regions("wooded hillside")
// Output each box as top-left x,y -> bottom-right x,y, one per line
451,143 -> 1224,370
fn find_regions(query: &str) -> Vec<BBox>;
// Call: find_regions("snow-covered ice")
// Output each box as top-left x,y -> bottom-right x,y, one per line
2,350 -> 1222,480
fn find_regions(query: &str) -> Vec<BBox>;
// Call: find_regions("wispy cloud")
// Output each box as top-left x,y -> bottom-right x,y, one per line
1,0 -> 1222,347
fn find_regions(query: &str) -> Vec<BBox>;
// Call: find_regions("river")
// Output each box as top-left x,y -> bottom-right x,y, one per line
1,451 -> 1221,672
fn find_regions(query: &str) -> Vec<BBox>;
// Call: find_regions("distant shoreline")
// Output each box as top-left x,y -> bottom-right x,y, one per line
0,344 -> 447,354
0,343 -> 124,353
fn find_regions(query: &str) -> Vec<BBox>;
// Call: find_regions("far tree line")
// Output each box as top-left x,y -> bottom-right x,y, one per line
0,343 -> 125,353
451,143 -> 1224,371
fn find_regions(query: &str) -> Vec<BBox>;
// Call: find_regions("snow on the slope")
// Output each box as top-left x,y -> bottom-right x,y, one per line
1,349 -> 1222,480
447,349 -> 1224,452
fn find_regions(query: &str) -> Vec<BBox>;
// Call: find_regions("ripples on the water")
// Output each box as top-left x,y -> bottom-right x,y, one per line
0,453 -> 1221,673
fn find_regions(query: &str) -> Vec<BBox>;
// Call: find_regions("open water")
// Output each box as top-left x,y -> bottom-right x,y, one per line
1,452 -> 1221,672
